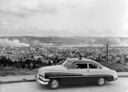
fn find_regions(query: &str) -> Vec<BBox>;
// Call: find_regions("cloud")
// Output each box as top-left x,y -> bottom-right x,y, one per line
0,0 -> 94,17
0,0 -> 59,17
0,0 -> 127,37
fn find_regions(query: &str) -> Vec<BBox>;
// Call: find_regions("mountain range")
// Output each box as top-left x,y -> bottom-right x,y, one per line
0,36 -> 128,47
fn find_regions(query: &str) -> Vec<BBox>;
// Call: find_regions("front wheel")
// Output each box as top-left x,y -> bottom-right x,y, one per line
97,78 -> 106,86
48,79 -> 60,89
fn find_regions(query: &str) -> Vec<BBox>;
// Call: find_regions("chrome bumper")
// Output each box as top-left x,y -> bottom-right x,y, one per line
35,74 -> 49,85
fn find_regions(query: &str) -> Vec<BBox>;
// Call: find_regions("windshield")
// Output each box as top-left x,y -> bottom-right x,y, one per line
62,60 -> 73,69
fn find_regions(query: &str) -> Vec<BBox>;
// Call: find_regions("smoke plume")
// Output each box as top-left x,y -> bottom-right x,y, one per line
0,39 -> 29,47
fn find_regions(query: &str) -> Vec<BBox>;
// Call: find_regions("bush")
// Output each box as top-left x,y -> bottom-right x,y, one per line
100,62 -> 128,72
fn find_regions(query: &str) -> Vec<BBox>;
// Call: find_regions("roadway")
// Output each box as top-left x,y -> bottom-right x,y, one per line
1,78 -> 128,92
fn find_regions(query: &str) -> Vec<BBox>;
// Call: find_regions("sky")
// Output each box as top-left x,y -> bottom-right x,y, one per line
0,0 -> 128,37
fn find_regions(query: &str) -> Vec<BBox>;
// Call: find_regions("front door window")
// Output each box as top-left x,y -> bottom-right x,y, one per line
71,63 -> 88,69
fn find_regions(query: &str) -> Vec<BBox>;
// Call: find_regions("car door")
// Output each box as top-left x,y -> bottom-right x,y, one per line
66,62 -> 89,85
88,63 -> 101,75
68,62 -> 89,74
87,62 -> 102,83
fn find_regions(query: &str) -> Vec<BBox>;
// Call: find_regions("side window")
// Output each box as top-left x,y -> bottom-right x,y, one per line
71,63 -> 88,69
89,63 -> 98,69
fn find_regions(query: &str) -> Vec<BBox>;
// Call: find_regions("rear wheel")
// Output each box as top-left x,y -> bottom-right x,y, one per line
97,78 -> 106,86
48,79 -> 60,89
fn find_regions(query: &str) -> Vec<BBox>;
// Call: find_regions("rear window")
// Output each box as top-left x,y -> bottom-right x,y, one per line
89,63 -> 98,69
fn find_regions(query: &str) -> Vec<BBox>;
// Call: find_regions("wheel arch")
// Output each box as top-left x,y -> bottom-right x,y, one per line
48,77 -> 62,85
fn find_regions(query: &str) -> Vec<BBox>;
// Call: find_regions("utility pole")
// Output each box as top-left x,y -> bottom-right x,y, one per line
106,42 -> 109,62
28,37 -> 32,55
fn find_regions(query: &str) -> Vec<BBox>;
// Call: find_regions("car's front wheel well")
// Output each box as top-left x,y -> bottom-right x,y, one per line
51,78 -> 61,84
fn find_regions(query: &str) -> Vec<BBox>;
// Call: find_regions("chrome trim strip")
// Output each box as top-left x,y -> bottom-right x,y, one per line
47,74 -> 114,78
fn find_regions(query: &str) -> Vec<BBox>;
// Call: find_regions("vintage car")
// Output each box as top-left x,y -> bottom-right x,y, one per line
35,58 -> 118,89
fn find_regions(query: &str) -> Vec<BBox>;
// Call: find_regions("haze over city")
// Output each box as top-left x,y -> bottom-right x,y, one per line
0,0 -> 128,37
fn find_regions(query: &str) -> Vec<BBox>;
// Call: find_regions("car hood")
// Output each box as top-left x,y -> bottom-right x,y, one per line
38,65 -> 67,74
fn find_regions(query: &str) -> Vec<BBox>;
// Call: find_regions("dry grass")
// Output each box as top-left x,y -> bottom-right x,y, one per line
0,67 -> 38,76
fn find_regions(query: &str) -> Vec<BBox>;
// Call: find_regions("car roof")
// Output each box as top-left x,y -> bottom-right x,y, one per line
66,58 -> 101,65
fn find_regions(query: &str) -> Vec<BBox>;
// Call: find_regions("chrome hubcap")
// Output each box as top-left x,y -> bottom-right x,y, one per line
51,80 -> 58,88
98,78 -> 105,85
